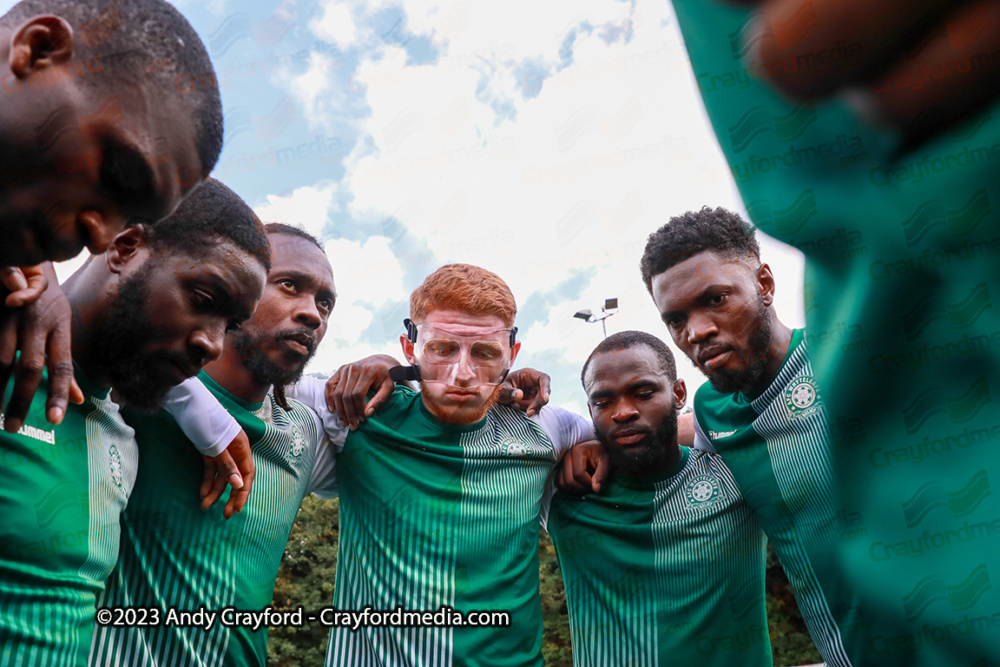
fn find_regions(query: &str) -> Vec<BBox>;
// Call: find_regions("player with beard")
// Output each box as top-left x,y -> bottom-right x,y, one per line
312,263 -> 593,666
91,224 -> 341,667
0,179 -> 268,667
543,331 -> 769,666
0,0 -> 226,434
641,207 -> 857,666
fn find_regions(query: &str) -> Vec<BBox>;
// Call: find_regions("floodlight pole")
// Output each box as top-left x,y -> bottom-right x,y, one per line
573,298 -> 618,339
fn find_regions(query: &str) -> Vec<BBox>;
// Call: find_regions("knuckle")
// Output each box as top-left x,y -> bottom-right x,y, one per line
18,358 -> 44,376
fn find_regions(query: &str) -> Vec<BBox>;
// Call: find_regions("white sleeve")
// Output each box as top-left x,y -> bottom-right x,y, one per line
285,376 -> 350,451
692,407 -> 716,452
539,474 -> 556,533
306,435 -> 339,500
529,405 -> 592,459
163,378 -> 242,457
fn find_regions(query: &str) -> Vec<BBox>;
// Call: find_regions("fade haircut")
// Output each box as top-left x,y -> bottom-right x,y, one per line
145,179 -> 270,272
410,264 -> 517,328
581,330 -> 676,389
640,207 -> 760,293
1,0 -> 223,174
263,223 -> 324,252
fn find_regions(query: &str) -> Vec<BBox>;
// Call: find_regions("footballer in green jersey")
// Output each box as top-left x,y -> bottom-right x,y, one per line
666,2 -> 1000,663
0,181 -> 268,667
325,264 -> 593,667
545,331 -> 771,667
90,224 -> 337,667
642,209 -> 855,666
0,0 -> 222,269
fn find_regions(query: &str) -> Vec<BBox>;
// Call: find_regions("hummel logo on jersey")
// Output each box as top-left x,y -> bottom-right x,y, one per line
709,429 -> 737,439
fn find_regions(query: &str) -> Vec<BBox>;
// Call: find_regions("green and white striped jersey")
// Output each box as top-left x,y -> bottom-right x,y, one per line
543,447 -> 771,667
693,329 -> 857,666
325,387 -> 591,667
0,366 -> 138,667
672,3 -> 1000,661
90,371 -> 337,667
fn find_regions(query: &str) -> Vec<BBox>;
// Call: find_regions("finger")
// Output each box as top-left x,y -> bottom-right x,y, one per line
44,324 -> 75,425
526,374 -> 551,417
337,366 -> 363,428
328,369 -> 355,428
571,448 -> 595,489
69,378 -> 84,405
224,485 -> 249,520
0,267 -> 28,294
752,0 -> 970,98
863,1 -> 1000,143
214,450 -> 244,490
365,379 -> 395,418
0,315 -> 16,415
201,468 -> 229,510
4,272 -> 48,308
345,367 -> 370,426
555,455 -> 571,490
227,432 -> 255,508
498,385 -> 523,405
5,320 -> 46,432
591,445 -> 611,493
200,456 -> 218,501
324,371 -> 342,413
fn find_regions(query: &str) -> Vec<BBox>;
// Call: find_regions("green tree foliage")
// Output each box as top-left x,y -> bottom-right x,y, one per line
269,496 -> 340,666
271,501 -> 820,666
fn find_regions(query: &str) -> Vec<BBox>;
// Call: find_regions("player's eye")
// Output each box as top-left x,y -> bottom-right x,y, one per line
425,340 -> 459,361
471,343 -> 503,363
279,278 -> 296,291
707,294 -> 727,306
191,289 -> 215,310
318,297 -> 334,312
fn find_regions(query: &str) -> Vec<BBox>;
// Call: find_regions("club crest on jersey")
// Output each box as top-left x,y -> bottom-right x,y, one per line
109,445 -> 123,487
499,437 -> 527,457
784,375 -> 821,419
685,474 -> 720,509
288,428 -> 305,459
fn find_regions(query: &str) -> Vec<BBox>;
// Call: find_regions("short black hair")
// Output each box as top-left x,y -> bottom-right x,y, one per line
581,330 -> 676,390
640,207 -> 760,293
2,0 -> 223,174
146,179 -> 270,272
263,222 -> 324,252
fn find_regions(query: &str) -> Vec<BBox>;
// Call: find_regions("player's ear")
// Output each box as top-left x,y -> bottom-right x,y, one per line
756,262 -> 775,307
509,340 -> 521,366
672,378 -> 687,410
9,15 -> 74,76
401,334 -> 416,365
106,225 -> 148,274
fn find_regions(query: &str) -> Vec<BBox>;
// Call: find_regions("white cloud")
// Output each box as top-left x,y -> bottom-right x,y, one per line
307,236 -> 408,375
245,0 -> 805,413
271,51 -> 341,132
330,0 -> 805,412
310,0 -> 360,50
254,182 -> 339,238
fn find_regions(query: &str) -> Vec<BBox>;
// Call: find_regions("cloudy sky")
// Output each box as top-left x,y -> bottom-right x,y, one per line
22,0 -> 806,415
